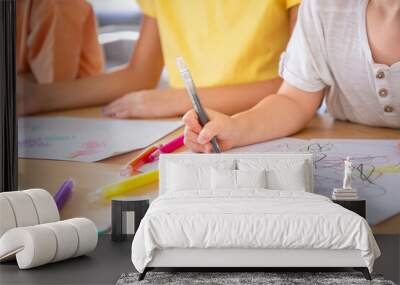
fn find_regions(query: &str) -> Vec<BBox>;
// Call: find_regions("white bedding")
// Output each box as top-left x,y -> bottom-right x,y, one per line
131,190 -> 380,273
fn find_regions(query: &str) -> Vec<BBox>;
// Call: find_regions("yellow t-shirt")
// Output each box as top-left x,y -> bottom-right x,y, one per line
138,0 -> 300,88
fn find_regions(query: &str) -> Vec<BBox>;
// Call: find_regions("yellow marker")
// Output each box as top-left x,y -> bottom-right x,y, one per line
90,170 -> 159,200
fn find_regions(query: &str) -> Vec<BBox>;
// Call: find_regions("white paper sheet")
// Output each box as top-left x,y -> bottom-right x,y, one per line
226,138 -> 400,224
18,117 -> 182,162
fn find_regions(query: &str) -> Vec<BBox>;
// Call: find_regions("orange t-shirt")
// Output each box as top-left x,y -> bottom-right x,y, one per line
16,0 -> 104,84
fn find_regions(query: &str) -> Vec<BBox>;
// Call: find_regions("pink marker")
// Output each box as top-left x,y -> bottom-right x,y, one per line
147,135 -> 184,162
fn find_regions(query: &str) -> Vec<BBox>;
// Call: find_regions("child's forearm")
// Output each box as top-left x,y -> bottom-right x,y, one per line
230,89 -> 322,147
182,83 -> 323,153
198,78 -> 283,115
172,78 -> 283,115
29,65 -> 159,113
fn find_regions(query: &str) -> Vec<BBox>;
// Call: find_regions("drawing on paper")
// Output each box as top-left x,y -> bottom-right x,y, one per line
229,138 -> 400,225
18,117 -> 182,162
68,140 -> 107,159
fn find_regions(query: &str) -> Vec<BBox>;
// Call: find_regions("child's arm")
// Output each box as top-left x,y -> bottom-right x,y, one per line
183,81 -> 324,153
18,16 -> 163,115
101,78 -> 283,118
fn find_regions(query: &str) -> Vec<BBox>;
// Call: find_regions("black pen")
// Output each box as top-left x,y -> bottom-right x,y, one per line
176,57 -> 222,153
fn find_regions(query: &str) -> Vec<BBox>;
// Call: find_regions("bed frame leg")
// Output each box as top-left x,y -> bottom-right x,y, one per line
354,267 -> 371,280
138,268 -> 148,281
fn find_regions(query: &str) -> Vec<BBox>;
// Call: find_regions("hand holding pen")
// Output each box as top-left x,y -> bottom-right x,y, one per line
176,57 -> 222,153
182,108 -> 237,153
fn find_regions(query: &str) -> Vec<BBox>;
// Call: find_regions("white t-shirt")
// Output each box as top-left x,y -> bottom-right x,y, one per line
279,0 -> 400,128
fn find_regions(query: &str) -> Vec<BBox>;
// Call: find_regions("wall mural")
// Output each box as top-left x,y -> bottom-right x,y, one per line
230,138 -> 400,225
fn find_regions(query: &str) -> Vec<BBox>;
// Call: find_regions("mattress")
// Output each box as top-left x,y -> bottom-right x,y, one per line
131,190 -> 380,273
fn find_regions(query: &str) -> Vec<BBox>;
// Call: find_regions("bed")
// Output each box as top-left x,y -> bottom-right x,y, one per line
131,153 -> 380,281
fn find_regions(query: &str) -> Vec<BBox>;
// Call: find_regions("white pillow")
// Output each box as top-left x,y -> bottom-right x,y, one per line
238,159 -> 308,191
267,167 -> 306,191
236,169 -> 267,189
167,163 -> 210,191
211,169 -> 267,190
167,160 -> 235,192
211,168 -> 236,190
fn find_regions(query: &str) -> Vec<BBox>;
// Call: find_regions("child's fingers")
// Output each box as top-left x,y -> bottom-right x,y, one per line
183,127 -> 199,142
183,128 -> 203,149
104,99 -> 121,110
184,136 -> 208,153
103,106 -> 116,116
182,109 -> 198,123
186,140 -> 209,153
197,120 -> 222,144
182,110 -> 202,133
184,128 -> 212,153
204,143 -> 213,153
103,100 -> 123,115
114,111 -> 130,118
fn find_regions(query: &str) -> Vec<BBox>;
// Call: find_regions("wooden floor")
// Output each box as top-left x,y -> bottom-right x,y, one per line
0,235 -> 133,285
1,235 -> 399,285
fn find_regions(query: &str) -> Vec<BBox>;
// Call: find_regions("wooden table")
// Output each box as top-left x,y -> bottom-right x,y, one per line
18,107 -> 400,234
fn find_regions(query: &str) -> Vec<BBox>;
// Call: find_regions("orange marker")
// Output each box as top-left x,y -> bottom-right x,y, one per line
120,146 -> 158,177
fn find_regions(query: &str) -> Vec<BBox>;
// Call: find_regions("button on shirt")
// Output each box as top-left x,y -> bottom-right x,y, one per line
279,0 -> 400,128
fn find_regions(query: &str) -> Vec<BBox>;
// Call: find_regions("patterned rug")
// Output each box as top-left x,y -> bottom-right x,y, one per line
116,271 -> 396,285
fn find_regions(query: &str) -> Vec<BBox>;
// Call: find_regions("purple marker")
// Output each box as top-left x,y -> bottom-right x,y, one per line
54,178 -> 74,210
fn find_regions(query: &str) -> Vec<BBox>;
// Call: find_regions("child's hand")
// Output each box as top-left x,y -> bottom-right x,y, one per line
103,89 -> 184,118
182,108 -> 238,153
